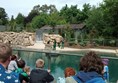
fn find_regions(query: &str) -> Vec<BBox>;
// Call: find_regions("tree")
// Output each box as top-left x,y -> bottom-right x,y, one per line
31,14 -> 49,29
24,10 -> 39,26
60,4 -> 80,23
81,3 -> 91,22
101,0 -> 118,38
86,0 -> 118,38
0,7 -> 8,25
9,15 -> 16,31
15,13 -> 25,31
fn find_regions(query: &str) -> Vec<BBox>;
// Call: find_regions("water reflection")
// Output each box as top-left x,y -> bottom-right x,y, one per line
13,51 -> 118,83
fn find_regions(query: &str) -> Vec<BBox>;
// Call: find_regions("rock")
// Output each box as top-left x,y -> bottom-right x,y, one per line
43,34 -> 63,46
0,32 -> 35,46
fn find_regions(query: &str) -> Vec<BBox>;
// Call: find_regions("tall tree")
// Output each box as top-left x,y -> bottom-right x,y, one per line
60,4 -> 80,23
0,7 -> 8,25
9,15 -> 16,31
101,0 -> 118,38
15,13 -> 25,31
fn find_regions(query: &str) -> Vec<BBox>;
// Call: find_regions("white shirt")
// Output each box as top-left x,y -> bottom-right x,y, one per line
8,60 -> 18,72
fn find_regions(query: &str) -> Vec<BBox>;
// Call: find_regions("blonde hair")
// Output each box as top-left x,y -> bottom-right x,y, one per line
24,66 -> 30,72
36,59 -> 44,68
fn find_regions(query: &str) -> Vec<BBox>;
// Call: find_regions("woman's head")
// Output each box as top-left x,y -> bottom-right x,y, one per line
79,51 -> 104,75
64,67 -> 76,78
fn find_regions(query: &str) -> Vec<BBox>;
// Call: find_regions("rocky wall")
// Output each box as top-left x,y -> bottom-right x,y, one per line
0,32 -> 35,46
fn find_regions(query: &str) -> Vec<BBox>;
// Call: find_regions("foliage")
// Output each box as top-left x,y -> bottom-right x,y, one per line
31,14 -> 49,29
9,15 -> 16,31
64,24 -> 74,41
0,7 -> 8,25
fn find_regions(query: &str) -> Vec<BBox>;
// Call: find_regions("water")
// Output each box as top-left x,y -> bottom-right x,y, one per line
14,50 -> 118,83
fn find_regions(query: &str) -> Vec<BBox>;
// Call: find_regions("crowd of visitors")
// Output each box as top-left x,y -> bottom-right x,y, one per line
0,43 -> 111,83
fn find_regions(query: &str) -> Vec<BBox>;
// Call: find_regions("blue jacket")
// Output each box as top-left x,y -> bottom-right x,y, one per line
73,71 -> 105,83
0,64 -> 20,83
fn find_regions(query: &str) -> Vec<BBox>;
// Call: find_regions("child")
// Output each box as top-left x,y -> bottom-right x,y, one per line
102,58 -> 109,83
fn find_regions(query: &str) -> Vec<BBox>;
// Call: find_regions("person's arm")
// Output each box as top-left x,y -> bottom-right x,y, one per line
14,61 -> 18,70
45,71 -> 54,82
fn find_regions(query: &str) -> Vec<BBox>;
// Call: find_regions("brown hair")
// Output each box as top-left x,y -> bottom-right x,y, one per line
0,43 -> 12,63
64,67 -> 76,78
11,55 -> 17,60
79,51 -> 103,75
17,59 -> 26,68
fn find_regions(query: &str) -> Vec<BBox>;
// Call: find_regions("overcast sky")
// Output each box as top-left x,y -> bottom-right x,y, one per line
0,0 -> 103,18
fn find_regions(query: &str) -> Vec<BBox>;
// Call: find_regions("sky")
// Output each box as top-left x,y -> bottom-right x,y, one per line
0,0 -> 103,18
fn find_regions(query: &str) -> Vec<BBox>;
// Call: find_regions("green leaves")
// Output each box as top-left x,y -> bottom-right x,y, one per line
0,7 -> 8,25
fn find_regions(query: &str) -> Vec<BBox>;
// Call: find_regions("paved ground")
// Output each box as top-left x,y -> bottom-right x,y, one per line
26,42 -> 118,55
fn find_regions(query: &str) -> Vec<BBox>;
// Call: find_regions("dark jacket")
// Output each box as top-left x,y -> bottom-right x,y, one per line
30,69 -> 54,83
73,71 -> 105,83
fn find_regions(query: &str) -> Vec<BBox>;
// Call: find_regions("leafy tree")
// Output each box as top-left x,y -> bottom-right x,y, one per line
0,7 -> 8,25
9,15 -> 16,31
86,0 -> 118,39
81,3 -> 91,22
24,10 -> 39,26
31,14 -> 49,29
101,0 -> 118,38
64,24 -> 74,41
15,13 -> 25,31
60,4 -> 80,23
86,7 -> 105,37
48,12 -> 66,32
32,4 -> 57,14
16,13 -> 24,25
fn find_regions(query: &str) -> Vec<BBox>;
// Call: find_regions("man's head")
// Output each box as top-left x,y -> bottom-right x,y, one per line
36,59 -> 45,68
0,43 -> 12,67
79,51 -> 104,75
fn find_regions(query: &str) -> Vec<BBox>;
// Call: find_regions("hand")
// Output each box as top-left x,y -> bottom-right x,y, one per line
47,69 -> 51,73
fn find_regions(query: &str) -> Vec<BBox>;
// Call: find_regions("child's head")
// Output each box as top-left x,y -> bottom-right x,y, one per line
64,67 -> 76,78
102,58 -> 109,65
17,59 -> 26,68
24,66 -> 30,73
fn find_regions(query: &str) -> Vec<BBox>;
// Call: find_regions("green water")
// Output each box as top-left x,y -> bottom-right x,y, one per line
14,51 -> 118,83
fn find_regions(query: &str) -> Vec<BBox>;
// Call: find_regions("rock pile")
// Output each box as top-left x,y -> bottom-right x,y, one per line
0,32 -> 35,46
43,34 -> 63,45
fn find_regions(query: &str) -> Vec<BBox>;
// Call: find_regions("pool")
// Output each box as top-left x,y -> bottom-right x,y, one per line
13,48 -> 118,83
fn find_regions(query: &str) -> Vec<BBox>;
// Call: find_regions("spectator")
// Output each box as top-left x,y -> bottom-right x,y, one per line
15,59 -> 30,83
65,67 -> 77,83
8,55 -> 18,72
73,51 -> 105,83
30,58 -> 54,83
0,43 -> 20,83
102,58 -> 109,82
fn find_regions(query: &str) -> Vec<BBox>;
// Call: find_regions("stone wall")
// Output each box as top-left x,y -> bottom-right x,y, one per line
0,32 -> 35,46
